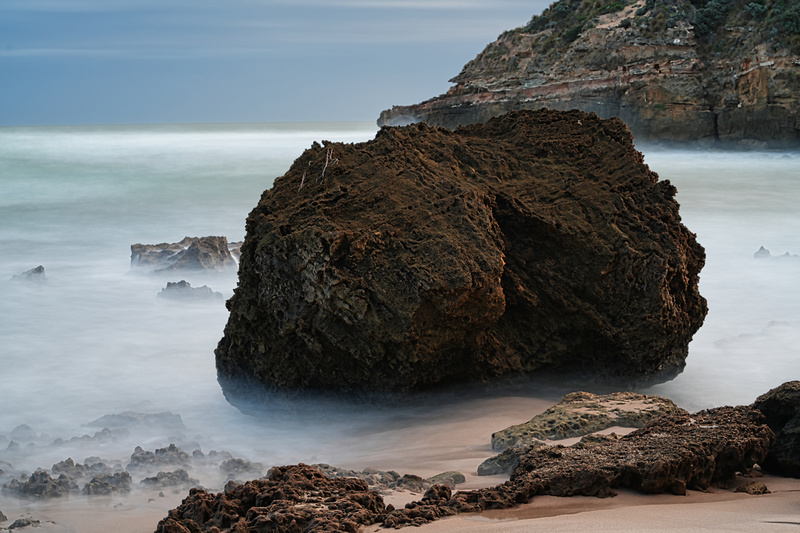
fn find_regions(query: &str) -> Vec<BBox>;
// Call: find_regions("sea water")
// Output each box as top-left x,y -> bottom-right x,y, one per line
0,123 -> 798,481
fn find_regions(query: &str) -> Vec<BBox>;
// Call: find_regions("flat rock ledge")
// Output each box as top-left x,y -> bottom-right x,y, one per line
156,406 -> 772,531
491,391 -> 685,451
216,109 -> 707,400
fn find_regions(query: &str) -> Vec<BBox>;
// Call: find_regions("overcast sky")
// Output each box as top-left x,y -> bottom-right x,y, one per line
0,1 -> 551,126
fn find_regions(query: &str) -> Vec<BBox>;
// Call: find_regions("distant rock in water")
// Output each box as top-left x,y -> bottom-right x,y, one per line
378,0 -> 800,147
216,109 -> 707,401
157,280 -> 224,302
130,236 -> 236,274
11,265 -> 46,282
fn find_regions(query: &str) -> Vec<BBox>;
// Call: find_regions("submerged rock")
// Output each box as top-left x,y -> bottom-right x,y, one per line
87,411 -> 186,431
83,472 -> 132,495
140,469 -> 199,489
752,380 -> 800,477
10,266 -> 46,283
217,109 -> 706,400
157,280 -> 224,302
2,470 -> 73,498
130,236 -> 236,274
127,444 -> 190,473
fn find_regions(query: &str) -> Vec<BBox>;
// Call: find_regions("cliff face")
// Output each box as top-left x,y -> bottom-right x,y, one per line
216,109 -> 707,401
378,0 -> 800,146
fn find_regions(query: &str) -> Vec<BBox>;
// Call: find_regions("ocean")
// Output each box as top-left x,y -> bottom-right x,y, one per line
0,123 -> 799,519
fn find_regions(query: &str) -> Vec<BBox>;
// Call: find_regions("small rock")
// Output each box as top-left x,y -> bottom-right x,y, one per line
0,510 -> 7,522
140,469 -> 199,489
11,266 -> 46,282
425,471 -> 465,487
8,517 -> 39,529
157,280 -> 224,302
754,246 -> 771,259
736,480 -> 770,495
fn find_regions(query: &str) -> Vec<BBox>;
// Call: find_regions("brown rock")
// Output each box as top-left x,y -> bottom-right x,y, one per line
216,109 -> 706,400
490,391 -> 686,451
735,480 -> 770,495
154,464 -> 386,533
752,380 -> 800,477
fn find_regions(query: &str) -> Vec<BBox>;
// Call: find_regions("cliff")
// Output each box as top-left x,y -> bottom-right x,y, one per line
378,0 -> 800,146
215,109 -> 706,401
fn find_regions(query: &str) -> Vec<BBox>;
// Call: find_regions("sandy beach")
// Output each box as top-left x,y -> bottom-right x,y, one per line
2,391 -> 798,532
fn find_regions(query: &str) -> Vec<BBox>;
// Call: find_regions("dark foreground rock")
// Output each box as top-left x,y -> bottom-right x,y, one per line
130,236 -> 236,274
158,406 -> 772,531
752,380 -> 800,477
155,464 -> 386,533
216,109 -> 706,399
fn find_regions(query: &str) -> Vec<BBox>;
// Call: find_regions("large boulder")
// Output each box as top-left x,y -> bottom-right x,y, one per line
216,109 -> 706,399
752,381 -> 800,477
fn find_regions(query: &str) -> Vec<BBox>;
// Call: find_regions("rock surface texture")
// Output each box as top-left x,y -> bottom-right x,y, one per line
157,407 -> 773,531
378,0 -> 800,147
752,380 -> 800,477
216,109 -> 707,398
155,464 -> 386,533
490,391 -> 687,451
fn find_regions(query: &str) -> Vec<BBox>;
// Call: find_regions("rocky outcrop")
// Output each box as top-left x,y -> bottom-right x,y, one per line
385,406 -> 773,527
130,236 -> 236,274
478,391 -> 685,476
378,0 -> 800,147
216,109 -> 706,399
491,391 -> 686,451
158,407 -> 773,531
752,380 -> 800,477
154,464 -> 386,533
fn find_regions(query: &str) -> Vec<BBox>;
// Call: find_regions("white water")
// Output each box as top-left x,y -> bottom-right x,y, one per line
0,124 -> 798,492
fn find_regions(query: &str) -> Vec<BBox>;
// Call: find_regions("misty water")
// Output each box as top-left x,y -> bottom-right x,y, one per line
1,123 -> 798,511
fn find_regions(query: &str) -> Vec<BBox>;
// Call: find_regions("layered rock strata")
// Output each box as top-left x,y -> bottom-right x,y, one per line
378,0 -> 800,146
216,109 -> 706,398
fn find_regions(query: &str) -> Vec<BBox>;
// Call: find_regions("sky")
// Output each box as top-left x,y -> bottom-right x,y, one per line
0,0 -> 551,126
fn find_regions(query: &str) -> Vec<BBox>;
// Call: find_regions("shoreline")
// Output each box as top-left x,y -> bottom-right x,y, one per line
3,392 -> 798,532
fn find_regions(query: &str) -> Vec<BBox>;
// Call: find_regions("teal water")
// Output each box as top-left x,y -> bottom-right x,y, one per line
0,123 -> 798,479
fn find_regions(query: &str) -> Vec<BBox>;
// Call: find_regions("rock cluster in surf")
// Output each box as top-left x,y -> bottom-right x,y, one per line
216,109 -> 707,399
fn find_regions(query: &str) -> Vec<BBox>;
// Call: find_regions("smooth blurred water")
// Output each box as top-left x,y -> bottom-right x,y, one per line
0,124 -> 798,476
